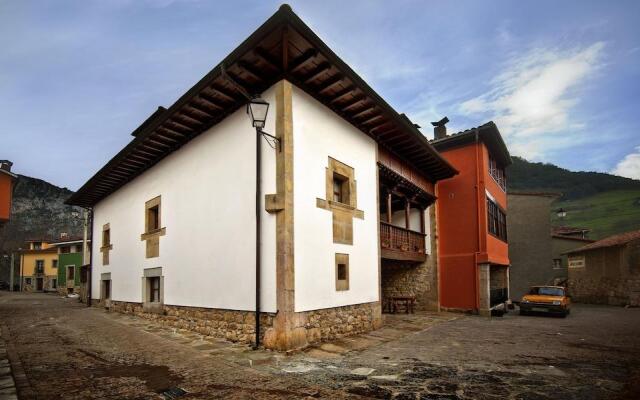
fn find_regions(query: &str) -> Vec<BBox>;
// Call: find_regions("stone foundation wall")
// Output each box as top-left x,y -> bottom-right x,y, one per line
490,266 -> 508,290
569,277 -> 640,306
106,301 -> 274,344
300,301 -> 381,344
381,258 -> 438,311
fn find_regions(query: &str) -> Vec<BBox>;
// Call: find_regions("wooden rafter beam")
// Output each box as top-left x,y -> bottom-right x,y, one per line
196,93 -> 224,110
351,105 -> 376,120
208,85 -> 237,103
318,75 -> 344,94
341,96 -> 365,112
303,62 -> 330,84
238,60 -> 265,81
254,47 -> 280,71
289,48 -> 318,73
330,87 -> 356,104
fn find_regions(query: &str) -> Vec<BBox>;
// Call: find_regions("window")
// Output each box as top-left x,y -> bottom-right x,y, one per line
33,242 -> 42,250
149,277 -> 161,303
35,260 -> 44,274
52,260 -> 58,268
25,278 -> 32,285
52,279 -> 57,289
142,197 -> 165,258
102,280 -> 111,300
101,223 -> 113,265
332,173 -> 349,204
488,156 -> 506,191
67,266 -> 75,281
60,246 -> 70,254
553,259 -> 562,269
103,228 -> 111,247
147,205 -> 160,232
487,198 -> 507,242
335,253 -> 349,291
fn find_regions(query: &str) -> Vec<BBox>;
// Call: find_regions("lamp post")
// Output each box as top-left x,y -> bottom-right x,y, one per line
247,96 -> 271,350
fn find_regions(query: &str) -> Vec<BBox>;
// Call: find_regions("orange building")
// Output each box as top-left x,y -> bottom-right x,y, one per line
431,121 -> 512,315
0,160 -> 17,226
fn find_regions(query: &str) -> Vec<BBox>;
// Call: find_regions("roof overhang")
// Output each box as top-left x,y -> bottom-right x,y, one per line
66,5 -> 456,207
430,122 -> 512,167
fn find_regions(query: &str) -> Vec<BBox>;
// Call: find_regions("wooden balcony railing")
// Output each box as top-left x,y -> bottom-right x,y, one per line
380,221 -> 427,262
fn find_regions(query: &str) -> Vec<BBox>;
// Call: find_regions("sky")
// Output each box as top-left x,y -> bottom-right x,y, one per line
1,0 -> 639,190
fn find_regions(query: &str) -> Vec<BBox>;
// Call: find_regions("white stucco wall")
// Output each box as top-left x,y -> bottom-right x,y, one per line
292,86 -> 380,312
91,85 -> 278,312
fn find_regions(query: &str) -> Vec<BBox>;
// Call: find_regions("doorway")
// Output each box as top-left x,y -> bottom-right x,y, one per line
36,278 -> 44,291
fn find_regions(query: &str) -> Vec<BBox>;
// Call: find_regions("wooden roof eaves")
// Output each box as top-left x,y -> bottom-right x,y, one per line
66,8 -> 290,207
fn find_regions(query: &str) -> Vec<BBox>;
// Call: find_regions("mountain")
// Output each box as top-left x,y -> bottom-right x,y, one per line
507,156 -> 640,200
0,175 -> 84,252
507,157 -> 640,239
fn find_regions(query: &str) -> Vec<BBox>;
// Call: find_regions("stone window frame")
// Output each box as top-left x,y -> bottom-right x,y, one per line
335,253 -> 350,291
553,258 -> 562,269
100,272 -> 111,305
100,223 -> 113,265
316,157 -> 364,245
35,259 -> 44,274
142,267 -> 164,313
140,196 -> 166,258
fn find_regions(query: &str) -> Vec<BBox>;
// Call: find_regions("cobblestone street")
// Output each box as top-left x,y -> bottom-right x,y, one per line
1,291 -> 639,399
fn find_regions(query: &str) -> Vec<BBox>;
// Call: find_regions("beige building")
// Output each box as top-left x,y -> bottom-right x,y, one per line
19,240 -> 59,292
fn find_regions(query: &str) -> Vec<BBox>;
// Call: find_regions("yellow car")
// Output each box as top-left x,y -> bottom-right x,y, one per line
519,286 -> 571,317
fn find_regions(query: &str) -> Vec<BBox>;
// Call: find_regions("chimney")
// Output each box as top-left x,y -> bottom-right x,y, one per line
0,160 -> 13,172
431,117 -> 449,140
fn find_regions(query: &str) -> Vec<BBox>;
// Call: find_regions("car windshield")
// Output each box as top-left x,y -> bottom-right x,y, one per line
530,287 -> 564,296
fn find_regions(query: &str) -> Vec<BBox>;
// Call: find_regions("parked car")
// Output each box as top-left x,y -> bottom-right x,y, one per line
519,286 -> 571,317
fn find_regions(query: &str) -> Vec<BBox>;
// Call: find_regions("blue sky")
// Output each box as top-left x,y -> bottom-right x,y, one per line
2,0 -> 639,190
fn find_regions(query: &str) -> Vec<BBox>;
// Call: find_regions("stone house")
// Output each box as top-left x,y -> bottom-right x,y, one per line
430,121 -> 512,316
566,229 -> 640,306
19,240 -> 58,292
50,237 -> 90,295
66,5 -> 457,351
551,226 -> 594,285
507,192 -> 560,300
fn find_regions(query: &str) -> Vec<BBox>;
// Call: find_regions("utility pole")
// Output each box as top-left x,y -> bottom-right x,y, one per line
82,209 -> 89,265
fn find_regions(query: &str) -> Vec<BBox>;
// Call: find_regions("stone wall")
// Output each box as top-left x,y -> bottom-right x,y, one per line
569,240 -> 640,306
107,301 -> 275,345
301,301 -> 381,344
381,258 -> 437,311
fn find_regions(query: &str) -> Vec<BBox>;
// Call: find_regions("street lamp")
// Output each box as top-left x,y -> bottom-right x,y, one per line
247,97 -> 270,130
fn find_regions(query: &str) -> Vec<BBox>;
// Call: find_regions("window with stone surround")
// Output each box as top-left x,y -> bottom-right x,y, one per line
553,259 -> 562,269
141,196 -> 166,258
335,253 -> 349,291
142,267 -> 163,313
316,157 -> 364,245
101,223 -> 113,265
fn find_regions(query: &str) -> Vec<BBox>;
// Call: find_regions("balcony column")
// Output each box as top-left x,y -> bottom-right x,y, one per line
386,191 -> 392,224
404,198 -> 410,230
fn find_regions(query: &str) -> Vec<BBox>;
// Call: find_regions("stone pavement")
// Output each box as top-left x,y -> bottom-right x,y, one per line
0,336 -> 17,400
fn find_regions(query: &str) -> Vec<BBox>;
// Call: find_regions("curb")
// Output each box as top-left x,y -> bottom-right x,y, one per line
1,322 -> 36,399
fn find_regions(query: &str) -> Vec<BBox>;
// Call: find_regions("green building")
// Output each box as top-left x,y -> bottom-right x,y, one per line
51,238 -> 89,295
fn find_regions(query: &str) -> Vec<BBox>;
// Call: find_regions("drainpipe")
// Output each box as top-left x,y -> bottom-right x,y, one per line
254,127 -> 262,349
85,207 -> 94,307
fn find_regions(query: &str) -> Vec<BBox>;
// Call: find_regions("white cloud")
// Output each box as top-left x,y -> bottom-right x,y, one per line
459,42 -> 605,159
612,146 -> 640,179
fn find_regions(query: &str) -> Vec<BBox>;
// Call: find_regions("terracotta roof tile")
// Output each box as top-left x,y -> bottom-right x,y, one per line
567,229 -> 640,253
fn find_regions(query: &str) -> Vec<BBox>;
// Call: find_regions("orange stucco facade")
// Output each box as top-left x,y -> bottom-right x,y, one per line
436,141 -> 509,311
0,171 -> 15,223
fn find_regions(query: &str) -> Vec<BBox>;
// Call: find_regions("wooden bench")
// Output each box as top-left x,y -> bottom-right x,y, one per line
384,296 -> 416,314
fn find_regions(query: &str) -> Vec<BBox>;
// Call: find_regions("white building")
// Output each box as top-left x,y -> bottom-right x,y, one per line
68,5 -> 457,351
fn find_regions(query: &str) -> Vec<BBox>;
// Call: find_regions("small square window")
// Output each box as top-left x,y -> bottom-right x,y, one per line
52,260 -> 58,268
335,253 -> 349,291
25,278 -> 32,285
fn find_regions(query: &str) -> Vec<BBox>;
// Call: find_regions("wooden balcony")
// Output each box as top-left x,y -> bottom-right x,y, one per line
380,222 -> 427,262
